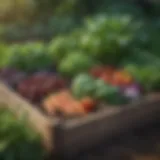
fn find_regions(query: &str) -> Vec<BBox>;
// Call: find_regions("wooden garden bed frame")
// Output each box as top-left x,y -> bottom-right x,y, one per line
0,81 -> 160,156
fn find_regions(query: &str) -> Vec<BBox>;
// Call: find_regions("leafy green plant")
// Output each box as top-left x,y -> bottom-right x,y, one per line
80,14 -> 141,63
71,73 -> 96,99
0,43 -> 11,68
48,35 -> 79,64
8,42 -> 53,72
124,64 -> 160,92
121,49 -> 160,68
0,107 -> 44,160
58,52 -> 96,77
49,13 -> 141,67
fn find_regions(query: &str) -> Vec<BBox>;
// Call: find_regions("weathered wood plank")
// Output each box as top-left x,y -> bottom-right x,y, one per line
0,81 -> 55,151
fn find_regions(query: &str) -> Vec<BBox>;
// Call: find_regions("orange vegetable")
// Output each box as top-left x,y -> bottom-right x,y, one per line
112,70 -> 133,86
68,101 -> 86,115
43,94 -> 58,115
43,90 -> 86,116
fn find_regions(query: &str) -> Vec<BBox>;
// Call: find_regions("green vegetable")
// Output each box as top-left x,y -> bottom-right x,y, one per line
121,50 -> 160,68
71,74 -> 96,99
8,42 -> 52,72
0,43 -> 11,67
94,79 -> 120,102
78,14 -> 139,64
94,79 -> 128,104
48,35 -> 79,64
47,13 -> 141,67
124,65 -> 160,92
0,107 -> 44,160
58,52 -> 96,77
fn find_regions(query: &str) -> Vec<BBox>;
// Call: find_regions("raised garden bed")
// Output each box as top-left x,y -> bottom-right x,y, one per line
0,13 -> 160,156
0,68 -> 160,156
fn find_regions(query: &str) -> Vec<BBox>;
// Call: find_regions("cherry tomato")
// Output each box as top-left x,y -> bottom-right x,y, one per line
100,73 -> 113,84
81,97 -> 96,112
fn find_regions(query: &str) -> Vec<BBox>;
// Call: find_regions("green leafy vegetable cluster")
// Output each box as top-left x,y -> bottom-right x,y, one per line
71,73 -> 127,104
49,14 -> 140,66
7,42 -> 53,72
58,52 -> 96,77
124,64 -> 160,92
0,3 -> 160,90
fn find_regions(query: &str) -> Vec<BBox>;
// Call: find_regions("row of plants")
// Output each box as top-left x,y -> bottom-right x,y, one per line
1,1 -> 160,42
0,13 -> 160,117
0,107 -> 44,160
0,16 -> 80,42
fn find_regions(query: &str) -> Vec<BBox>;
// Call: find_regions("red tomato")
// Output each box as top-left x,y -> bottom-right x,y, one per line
100,73 -> 113,84
81,97 -> 96,112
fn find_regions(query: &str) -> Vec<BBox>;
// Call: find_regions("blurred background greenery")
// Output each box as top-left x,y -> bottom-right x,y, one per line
0,0 -> 159,42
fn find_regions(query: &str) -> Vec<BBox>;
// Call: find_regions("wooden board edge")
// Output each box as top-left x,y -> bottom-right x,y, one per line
65,93 -> 160,128
0,81 -> 55,151
56,93 -> 160,154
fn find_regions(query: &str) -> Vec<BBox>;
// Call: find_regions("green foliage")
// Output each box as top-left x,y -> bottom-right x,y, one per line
47,16 -> 80,34
1,16 -> 80,42
124,65 -> 160,92
71,74 -> 127,103
103,2 -> 144,17
80,14 -> 140,64
71,73 -> 96,99
0,43 -> 11,67
0,1 -> 160,93
0,107 -> 44,160
34,0 -> 145,17
94,79 -> 119,101
121,49 -> 160,68
8,42 -> 53,72
34,0 -> 102,16
50,13 -> 141,67
58,52 -> 96,77
48,35 -> 79,64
